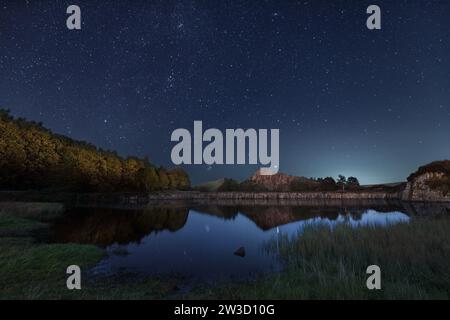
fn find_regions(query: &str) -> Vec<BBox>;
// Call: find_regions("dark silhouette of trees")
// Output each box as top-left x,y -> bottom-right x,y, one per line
336,175 -> 361,191
346,176 -> 360,190
0,109 -> 190,192
289,176 -> 339,192
321,177 -> 338,191
337,175 -> 346,191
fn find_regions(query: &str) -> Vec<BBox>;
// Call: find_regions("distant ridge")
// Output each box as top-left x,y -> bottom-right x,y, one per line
194,178 -> 227,192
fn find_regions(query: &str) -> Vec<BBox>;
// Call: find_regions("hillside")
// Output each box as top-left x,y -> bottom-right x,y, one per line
0,109 -> 189,192
194,178 -> 227,192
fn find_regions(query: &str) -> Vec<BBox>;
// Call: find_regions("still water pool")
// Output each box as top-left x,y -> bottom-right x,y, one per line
52,201 -> 414,279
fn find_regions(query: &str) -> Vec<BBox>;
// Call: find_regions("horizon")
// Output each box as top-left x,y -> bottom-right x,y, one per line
1,107 -> 441,186
2,104 -> 447,186
1,0 -> 449,185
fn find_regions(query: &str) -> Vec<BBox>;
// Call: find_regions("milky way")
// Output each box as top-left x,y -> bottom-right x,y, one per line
0,0 -> 449,184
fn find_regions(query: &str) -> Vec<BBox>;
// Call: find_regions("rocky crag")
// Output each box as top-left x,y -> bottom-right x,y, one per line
401,161 -> 450,202
246,170 -> 307,191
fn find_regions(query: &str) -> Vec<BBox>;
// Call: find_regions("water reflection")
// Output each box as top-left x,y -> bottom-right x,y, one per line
53,207 -> 189,246
50,201 -> 450,279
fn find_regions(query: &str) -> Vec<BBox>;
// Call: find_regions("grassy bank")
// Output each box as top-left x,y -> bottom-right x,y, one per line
0,202 -> 179,299
184,218 -> 450,299
0,237 -> 104,299
0,202 -> 102,299
0,202 -> 64,236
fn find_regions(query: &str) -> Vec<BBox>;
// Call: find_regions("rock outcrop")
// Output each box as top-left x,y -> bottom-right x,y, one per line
401,161 -> 450,202
246,169 -> 310,191
402,171 -> 450,202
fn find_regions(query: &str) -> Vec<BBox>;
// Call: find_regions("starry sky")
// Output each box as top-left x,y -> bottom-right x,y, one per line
0,0 -> 449,185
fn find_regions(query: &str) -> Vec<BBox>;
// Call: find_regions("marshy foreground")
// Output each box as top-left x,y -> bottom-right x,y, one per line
0,200 -> 449,300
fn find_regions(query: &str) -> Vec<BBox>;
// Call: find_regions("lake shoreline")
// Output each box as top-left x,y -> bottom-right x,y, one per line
146,190 -> 401,200
1,189 -> 449,204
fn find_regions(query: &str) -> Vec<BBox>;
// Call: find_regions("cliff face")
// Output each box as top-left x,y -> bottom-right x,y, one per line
247,170 -> 307,191
402,171 -> 450,202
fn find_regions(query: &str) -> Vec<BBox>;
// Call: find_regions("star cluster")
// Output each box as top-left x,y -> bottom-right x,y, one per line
0,0 -> 449,184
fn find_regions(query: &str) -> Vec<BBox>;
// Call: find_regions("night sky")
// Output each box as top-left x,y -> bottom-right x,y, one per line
0,0 -> 449,185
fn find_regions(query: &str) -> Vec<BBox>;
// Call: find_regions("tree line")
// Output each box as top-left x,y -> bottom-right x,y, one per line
289,175 -> 360,192
214,175 -> 360,192
0,109 -> 190,192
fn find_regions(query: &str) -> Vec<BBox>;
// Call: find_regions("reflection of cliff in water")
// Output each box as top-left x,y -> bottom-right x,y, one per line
192,205 -> 396,230
191,199 -> 449,228
51,200 -> 449,246
400,202 -> 450,217
52,207 -> 189,246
